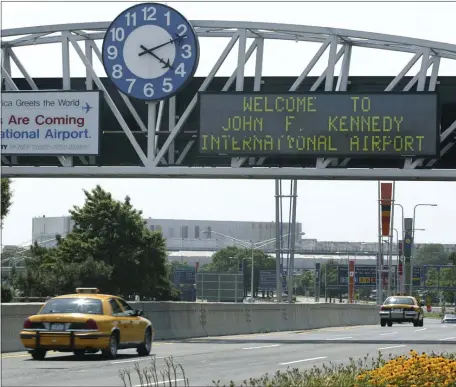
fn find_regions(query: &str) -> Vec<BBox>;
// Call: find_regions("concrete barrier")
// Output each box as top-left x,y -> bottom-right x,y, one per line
1,302 -> 379,353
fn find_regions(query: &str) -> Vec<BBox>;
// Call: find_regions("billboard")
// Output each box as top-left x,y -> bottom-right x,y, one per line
259,270 -> 286,291
173,266 -> 196,285
336,265 -> 421,287
199,92 -> 439,157
1,91 -> 101,155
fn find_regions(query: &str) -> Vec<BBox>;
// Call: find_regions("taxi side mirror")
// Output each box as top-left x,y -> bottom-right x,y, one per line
135,309 -> 143,317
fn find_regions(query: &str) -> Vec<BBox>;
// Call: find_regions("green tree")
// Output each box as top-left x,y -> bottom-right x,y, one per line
1,178 -> 13,225
415,244 -> 449,265
64,186 -> 177,300
449,252 -> 456,266
295,270 -> 315,295
15,186 -> 178,301
205,245 -> 275,297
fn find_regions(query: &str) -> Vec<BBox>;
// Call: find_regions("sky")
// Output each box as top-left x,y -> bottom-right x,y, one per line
1,1 -> 456,246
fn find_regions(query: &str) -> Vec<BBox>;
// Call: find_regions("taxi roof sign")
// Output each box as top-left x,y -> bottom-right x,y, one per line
76,288 -> 99,294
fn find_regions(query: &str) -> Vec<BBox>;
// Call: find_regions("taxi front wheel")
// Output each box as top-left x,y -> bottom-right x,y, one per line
137,328 -> 152,356
30,349 -> 47,360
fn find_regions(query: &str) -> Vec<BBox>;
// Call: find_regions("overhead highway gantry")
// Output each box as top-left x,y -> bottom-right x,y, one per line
1,20 -> 456,180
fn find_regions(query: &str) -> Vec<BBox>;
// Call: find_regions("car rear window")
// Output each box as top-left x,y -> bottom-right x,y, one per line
40,298 -> 103,315
384,297 -> 415,305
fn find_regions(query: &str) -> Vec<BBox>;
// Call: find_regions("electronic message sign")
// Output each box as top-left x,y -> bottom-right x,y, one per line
199,92 -> 439,157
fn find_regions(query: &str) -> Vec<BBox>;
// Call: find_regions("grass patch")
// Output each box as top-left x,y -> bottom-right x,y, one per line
119,356 -> 189,387
120,351 -> 456,387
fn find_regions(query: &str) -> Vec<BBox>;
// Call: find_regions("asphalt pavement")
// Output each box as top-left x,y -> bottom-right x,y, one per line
2,319 -> 455,387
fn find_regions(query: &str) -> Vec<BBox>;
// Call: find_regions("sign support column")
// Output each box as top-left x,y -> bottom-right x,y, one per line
348,259 -> 355,303
403,217 -> 413,295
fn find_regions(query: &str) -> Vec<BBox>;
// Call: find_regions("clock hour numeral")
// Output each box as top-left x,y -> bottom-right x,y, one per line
126,79 -> 136,93
175,63 -> 186,78
112,64 -> 123,79
143,83 -> 155,97
142,6 -> 156,21
107,46 -> 118,60
181,44 -> 192,59
162,78 -> 173,93
164,11 -> 171,26
110,27 -> 125,42
125,12 -> 137,27
177,24 -> 187,36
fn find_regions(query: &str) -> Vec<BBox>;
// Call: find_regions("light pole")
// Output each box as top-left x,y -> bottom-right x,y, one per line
202,229 -> 304,299
410,204 -> 437,295
393,204 -> 405,293
394,203 -> 405,240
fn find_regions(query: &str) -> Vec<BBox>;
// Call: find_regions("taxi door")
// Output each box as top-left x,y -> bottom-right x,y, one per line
108,298 -> 133,344
116,298 -> 144,344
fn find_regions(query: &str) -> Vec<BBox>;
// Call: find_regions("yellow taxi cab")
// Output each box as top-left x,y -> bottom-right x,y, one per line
379,294 -> 424,327
20,288 -> 154,360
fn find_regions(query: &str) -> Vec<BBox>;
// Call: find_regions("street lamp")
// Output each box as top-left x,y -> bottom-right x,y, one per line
391,227 -> 425,295
202,229 -> 305,299
410,204 -> 437,295
394,203 -> 405,239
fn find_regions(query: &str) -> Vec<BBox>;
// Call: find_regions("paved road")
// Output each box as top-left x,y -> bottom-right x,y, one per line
2,319 -> 455,387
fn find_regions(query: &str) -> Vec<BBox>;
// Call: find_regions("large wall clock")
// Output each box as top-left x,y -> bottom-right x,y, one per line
102,2 -> 200,101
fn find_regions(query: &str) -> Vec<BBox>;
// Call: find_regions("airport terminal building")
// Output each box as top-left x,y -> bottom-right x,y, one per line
31,216 -> 456,269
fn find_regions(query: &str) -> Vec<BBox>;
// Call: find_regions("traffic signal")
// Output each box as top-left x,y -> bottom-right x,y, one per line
239,260 -> 243,272
398,262 -> 403,276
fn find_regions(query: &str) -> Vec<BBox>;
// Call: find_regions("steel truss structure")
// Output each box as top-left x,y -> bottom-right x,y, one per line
1,21 -> 456,180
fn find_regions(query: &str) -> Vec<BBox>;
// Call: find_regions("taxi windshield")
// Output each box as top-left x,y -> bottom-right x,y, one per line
384,297 -> 415,305
40,298 -> 103,315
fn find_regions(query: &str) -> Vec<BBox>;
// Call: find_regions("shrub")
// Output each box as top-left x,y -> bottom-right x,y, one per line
356,350 -> 456,387
120,351 -> 456,387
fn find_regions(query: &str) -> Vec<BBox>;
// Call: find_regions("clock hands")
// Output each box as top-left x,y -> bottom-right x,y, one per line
139,45 -> 174,69
138,34 -> 187,57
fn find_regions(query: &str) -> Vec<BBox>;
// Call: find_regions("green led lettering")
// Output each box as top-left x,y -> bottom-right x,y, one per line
350,135 -> 360,151
404,136 -> 414,151
201,135 -> 209,151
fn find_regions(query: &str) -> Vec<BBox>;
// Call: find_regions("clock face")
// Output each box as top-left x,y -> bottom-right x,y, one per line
102,2 -> 200,101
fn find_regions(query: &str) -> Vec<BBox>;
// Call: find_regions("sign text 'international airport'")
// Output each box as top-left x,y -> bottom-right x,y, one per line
1,91 -> 101,155
199,93 -> 439,157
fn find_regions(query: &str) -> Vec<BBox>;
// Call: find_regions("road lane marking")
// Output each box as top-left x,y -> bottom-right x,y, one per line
439,337 -> 456,341
325,336 -> 352,340
414,328 -> 427,332
379,332 -> 397,336
135,379 -> 184,387
378,345 -> 406,350
1,342 -> 174,359
242,344 -> 280,350
1,351 -> 63,359
278,356 -> 327,365
111,356 -> 165,364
